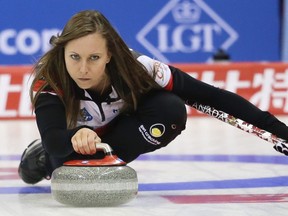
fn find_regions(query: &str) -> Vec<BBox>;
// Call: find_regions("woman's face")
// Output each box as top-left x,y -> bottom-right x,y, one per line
64,32 -> 111,92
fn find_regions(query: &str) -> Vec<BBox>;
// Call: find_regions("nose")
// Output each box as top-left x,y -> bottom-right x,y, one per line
80,61 -> 88,74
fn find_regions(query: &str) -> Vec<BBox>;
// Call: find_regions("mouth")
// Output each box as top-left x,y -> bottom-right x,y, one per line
78,78 -> 90,81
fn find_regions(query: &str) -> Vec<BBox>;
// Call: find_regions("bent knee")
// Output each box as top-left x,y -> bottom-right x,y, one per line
138,91 -> 187,140
141,91 -> 187,126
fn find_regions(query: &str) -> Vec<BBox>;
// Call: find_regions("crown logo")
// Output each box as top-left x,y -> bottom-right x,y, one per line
172,0 -> 201,23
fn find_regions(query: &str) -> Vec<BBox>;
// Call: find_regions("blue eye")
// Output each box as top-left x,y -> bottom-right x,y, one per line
90,55 -> 99,61
70,54 -> 80,60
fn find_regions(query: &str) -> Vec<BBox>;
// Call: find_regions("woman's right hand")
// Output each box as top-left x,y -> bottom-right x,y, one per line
71,128 -> 102,155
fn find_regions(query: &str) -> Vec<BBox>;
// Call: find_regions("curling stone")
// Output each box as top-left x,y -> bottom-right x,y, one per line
51,143 -> 138,207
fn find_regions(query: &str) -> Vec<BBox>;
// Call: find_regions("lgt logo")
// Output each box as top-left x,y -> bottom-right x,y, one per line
136,0 -> 238,62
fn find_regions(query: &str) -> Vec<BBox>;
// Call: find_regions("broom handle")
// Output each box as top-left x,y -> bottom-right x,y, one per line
191,102 -> 287,146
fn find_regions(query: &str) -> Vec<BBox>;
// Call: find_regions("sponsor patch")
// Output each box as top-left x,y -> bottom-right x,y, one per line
150,123 -> 166,138
139,125 -> 161,145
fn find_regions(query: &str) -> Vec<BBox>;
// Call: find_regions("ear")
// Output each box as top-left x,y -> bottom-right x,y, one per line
107,52 -> 112,63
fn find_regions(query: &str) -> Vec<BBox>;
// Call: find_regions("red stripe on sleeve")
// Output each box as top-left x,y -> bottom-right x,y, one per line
164,74 -> 174,91
33,80 -> 46,91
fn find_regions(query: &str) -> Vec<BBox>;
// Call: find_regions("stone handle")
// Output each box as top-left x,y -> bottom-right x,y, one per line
96,143 -> 113,155
63,143 -> 126,166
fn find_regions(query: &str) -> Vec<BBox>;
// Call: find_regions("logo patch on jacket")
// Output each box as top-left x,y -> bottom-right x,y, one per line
150,123 -> 165,138
79,108 -> 93,121
138,124 -> 161,145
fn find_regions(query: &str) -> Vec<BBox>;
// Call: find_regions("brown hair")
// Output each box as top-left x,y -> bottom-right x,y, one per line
30,10 -> 160,128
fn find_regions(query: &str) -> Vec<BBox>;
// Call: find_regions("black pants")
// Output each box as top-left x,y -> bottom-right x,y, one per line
47,91 -> 187,174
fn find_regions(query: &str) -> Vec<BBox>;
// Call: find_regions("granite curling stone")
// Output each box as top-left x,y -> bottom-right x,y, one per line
51,143 -> 138,207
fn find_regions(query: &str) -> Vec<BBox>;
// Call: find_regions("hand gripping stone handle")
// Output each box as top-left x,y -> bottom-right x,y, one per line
63,143 -> 127,166
191,102 -> 288,147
